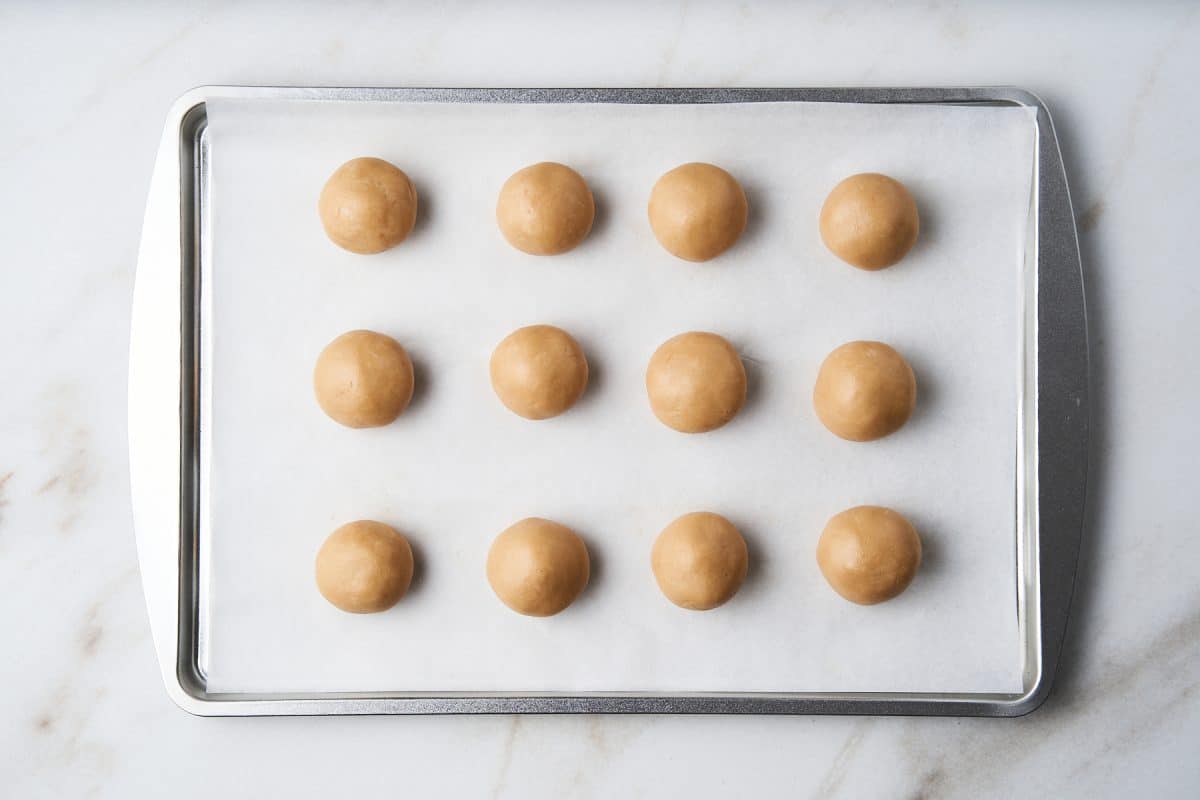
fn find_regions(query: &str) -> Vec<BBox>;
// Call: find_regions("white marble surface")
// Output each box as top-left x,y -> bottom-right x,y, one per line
1,1 -> 1197,797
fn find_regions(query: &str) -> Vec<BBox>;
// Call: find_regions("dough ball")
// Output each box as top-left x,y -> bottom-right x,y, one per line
490,325 -> 589,420
819,173 -> 919,270
496,162 -> 595,255
813,340 -> 916,441
646,331 -> 746,433
648,163 -> 748,261
487,518 -> 590,616
318,157 -> 418,254
314,330 -> 414,428
817,506 -> 921,605
315,520 -> 414,613
651,512 -> 748,610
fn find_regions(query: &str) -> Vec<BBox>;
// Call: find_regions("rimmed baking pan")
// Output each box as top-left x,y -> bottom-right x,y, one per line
129,87 -> 1087,715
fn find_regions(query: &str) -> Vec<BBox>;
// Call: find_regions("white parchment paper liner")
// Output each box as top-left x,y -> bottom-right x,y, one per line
203,99 -> 1035,693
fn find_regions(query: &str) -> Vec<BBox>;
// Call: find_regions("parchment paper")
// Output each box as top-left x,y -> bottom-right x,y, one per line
202,99 -> 1035,694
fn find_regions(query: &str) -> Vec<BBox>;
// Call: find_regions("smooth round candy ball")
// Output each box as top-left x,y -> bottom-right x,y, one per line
817,506 -> 922,605
487,518 -> 590,617
315,520 -> 414,613
813,340 -> 916,441
314,330 -> 415,428
651,512 -> 748,610
496,162 -> 595,255
318,157 -> 418,254
819,173 -> 919,270
646,331 -> 747,433
490,325 -> 589,420
648,163 -> 748,261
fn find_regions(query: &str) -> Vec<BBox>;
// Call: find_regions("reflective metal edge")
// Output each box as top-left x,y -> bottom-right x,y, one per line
129,86 -> 1087,716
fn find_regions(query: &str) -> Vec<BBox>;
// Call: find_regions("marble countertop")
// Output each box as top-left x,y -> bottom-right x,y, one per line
1,2 -> 1197,797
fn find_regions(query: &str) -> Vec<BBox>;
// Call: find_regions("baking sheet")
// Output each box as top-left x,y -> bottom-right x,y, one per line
202,99 -> 1035,694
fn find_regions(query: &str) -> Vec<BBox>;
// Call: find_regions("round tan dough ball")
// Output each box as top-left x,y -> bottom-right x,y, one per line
496,162 -> 595,255
646,331 -> 747,433
490,325 -> 589,420
318,157 -> 418,254
648,163 -> 748,261
651,512 -> 748,611
813,340 -> 916,441
314,330 -> 414,428
315,520 -> 414,613
817,506 -> 921,605
819,172 -> 919,270
487,518 -> 590,617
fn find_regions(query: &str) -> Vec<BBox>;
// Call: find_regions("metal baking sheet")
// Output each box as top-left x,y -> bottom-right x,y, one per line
129,87 -> 1088,716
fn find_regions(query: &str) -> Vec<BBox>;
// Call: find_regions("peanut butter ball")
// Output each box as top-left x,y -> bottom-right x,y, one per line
496,162 -> 595,255
486,518 -> 590,617
813,340 -> 916,441
651,512 -> 748,610
646,332 -> 747,433
490,324 -> 589,420
318,157 -> 418,254
648,163 -> 748,261
817,506 -> 922,605
315,520 -> 414,613
819,173 -> 919,270
314,330 -> 414,428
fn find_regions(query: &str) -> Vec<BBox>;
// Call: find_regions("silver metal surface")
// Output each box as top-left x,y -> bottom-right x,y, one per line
129,86 -> 1088,716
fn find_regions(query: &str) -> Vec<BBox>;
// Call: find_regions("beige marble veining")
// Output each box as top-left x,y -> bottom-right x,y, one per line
1,1 -> 1198,797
